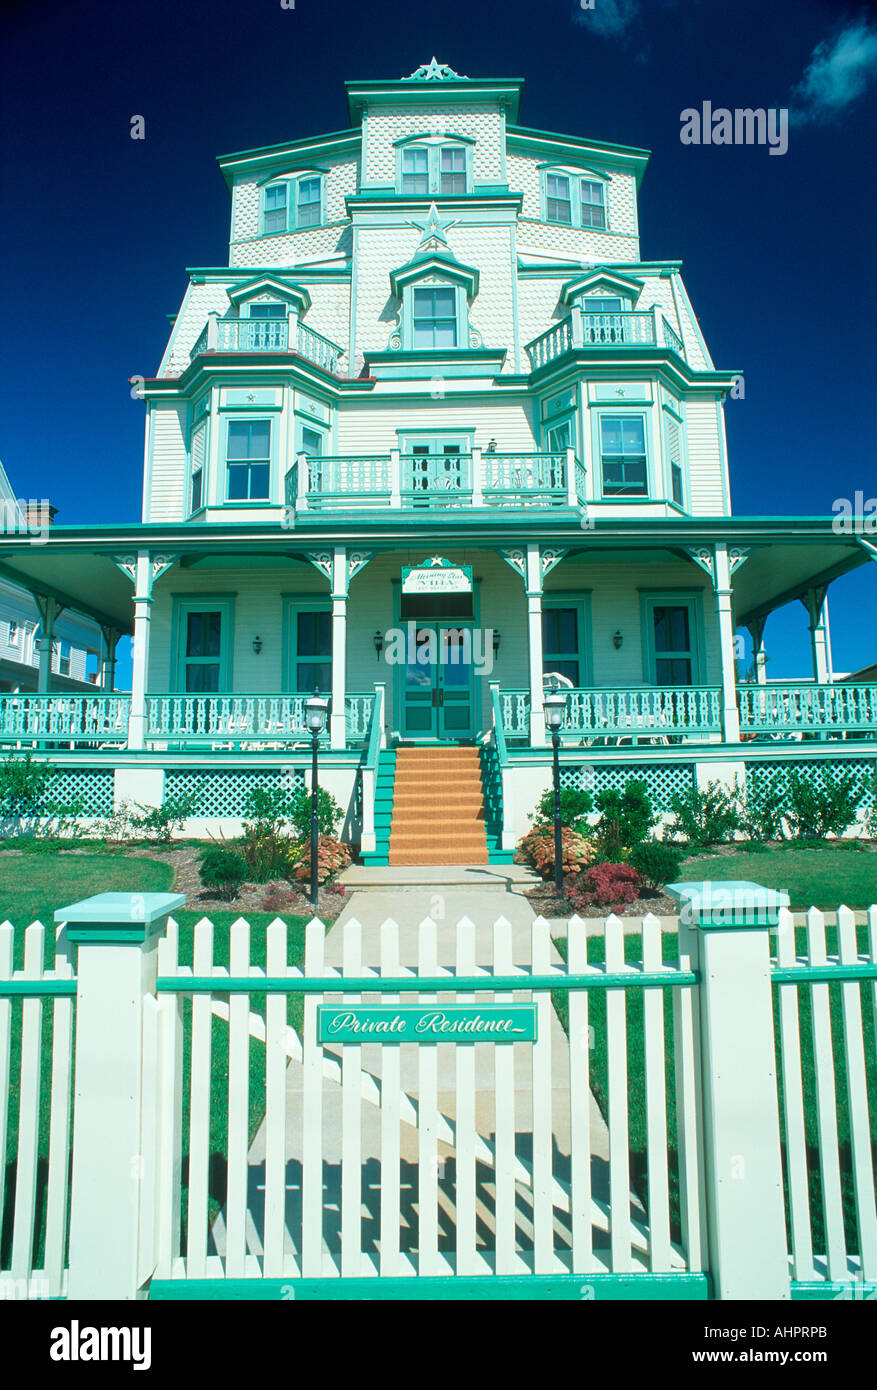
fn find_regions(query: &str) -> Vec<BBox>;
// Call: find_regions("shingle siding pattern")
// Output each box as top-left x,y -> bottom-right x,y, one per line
364,105 -> 504,185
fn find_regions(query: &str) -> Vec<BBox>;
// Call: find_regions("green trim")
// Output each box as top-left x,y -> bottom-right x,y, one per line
790,1280 -> 877,1301
542,592 -> 594,688
772,964 -> 877,985
0,980 -> 77,997
170,595 -> 235,693
156,970 -> 698,994
640,590 -> 707,686
149,1272 -> 708,1300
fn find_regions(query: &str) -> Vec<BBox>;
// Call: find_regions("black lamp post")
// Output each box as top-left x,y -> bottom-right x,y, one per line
544,690 -> 569,897
305,692 -> 330,908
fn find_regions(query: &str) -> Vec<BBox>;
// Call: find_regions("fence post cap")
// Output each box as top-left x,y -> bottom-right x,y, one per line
55,892 -> 186,942
667,880 -> 789,929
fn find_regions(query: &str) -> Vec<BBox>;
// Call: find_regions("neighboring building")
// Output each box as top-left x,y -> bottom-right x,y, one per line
0,61 -> 874,850
0,461 -> 103,692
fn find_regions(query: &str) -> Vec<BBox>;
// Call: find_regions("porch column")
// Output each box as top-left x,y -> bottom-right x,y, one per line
746,615 -> 768,685
330,547 -> 347,750
100,625 -> 120,690
714,543 -> 740,743
802,586 -> 831,684
526,543 -> 546,747
35,595 -> 62,692
128,552 -> 153,750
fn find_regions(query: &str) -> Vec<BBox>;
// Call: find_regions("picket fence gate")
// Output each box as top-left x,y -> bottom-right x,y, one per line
0,889 -> 875,1301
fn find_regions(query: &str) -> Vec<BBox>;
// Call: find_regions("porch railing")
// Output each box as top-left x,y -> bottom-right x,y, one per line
0,693 -> 131,744
499,686 -> 723,740
189,318 -> 344,373
525,306 -> 687,370
144,693 -> 374,746
739,682 -> 877,737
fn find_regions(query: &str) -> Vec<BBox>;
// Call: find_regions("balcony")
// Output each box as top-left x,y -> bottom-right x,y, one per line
189,316 -> 345,374
284,449 -> 588,512
525,307 -> 686,371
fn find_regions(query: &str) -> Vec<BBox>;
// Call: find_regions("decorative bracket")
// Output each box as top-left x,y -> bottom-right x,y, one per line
541,547 -> 567,578
498,548 -> 526,581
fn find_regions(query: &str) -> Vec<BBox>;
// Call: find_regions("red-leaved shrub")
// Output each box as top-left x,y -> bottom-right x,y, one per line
564,861 -> 642,909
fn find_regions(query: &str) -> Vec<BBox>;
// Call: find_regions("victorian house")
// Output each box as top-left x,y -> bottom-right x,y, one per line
1,61 -> 874,861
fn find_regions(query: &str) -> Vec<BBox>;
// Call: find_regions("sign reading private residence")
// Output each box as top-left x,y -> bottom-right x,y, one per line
317,1003 -> 537,1043
401,556 -> 473,594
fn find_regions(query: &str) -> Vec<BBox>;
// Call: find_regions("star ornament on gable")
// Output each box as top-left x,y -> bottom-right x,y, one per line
407,203 -> 459,246
403,58 -> 468,82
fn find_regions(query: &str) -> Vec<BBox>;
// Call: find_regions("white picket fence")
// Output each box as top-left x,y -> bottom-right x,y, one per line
1,900 -> 875,1299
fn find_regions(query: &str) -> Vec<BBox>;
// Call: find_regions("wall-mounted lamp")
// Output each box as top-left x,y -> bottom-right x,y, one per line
373,629 -> 383,660
613,630 -> 623,651
492,629 -> 501,657
252,635 -> 263,655
486,439 -> 497,454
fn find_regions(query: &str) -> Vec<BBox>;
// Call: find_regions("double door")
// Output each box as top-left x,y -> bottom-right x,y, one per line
401,624 -> 475,740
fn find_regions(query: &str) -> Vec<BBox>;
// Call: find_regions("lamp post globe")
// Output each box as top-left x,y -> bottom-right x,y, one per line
543,691 -> 569,896
305,693 -> 330,908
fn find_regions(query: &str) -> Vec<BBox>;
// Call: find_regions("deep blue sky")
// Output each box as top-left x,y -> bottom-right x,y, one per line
1,0 -> 875,682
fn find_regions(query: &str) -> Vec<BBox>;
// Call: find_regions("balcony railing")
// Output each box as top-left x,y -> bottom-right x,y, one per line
0,694 -> 131,745
145,693 -> 374,747
738,683 -> 877,737
285,449 -> 587,512
189,316 -> 344,374
525,307 -> 686,370
500,686 -> 723,741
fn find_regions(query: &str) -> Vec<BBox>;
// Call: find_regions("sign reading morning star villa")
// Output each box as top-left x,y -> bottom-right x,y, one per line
317,1004 -> 538,1044
401,557 -> 473,594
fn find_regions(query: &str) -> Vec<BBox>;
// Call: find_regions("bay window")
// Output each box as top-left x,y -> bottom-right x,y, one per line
226,419 -> 271,502
599,415 -> 648,496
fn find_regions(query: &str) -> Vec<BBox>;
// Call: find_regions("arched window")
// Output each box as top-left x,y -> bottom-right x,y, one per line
261,173 -> 325,235
397,141 -> 471,196
541,166 -> 609,230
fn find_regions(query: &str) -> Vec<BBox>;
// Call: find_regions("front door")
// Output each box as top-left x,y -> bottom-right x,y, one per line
401,624 -> 475,741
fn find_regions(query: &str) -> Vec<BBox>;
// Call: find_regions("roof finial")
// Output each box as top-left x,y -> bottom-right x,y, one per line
403,58 -> 467,81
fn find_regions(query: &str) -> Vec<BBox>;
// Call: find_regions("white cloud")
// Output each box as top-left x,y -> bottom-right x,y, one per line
791,16 -> 877,123
572,0 -> 642,41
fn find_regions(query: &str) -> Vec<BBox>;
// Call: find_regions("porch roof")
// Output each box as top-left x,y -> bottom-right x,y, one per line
0,517 -> 869,630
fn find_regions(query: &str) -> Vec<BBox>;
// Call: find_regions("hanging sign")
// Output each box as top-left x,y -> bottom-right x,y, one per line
317,1004 -> 537,1044
402,557 -> 473,595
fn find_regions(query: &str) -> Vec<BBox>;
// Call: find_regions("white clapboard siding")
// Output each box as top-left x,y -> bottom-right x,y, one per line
806,908 -> 848,1281
776,908 -> 815,1281
604,913 -> 632,1272
641,914 -> 672,1272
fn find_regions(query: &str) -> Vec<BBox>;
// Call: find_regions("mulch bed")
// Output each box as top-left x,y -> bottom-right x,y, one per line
525,885 -> 677,918
123,845 -> 348,920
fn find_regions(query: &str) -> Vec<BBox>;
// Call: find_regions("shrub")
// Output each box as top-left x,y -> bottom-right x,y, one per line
737,783 -> 787,843
628,840 -> 683,894
784,769 -> 863,841
530,787 -> 593,835
240,825 -> 303,883
199,846 -> 248,901
514,827 -> 595,880
565,862 -> 642,909
591,779 -> 655,860
0,750 -> 82,837
290,835 -> 352,887
667,781 -> 740,848
286,784 -> 343,840
132,783 -> 205,843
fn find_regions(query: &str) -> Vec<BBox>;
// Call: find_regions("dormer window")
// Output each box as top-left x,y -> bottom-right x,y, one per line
261,174 -> 325,235
542,168 -> 610,230
397,142 -> 471,196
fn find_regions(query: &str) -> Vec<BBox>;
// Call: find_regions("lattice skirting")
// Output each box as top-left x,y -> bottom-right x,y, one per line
559,762 -> 696,811
54,768 -> 115,817
745,758 -> 877,810
165,768 -> 306,819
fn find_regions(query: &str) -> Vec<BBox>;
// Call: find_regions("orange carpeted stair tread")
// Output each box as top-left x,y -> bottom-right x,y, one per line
387,746 -> 490,866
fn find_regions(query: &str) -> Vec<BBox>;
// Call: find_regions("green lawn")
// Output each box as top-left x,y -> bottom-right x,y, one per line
679,843 -> 877,909
0,852 -> 309,1262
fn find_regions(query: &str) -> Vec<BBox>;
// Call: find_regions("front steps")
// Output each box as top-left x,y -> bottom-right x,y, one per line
388,747 -> 490,866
